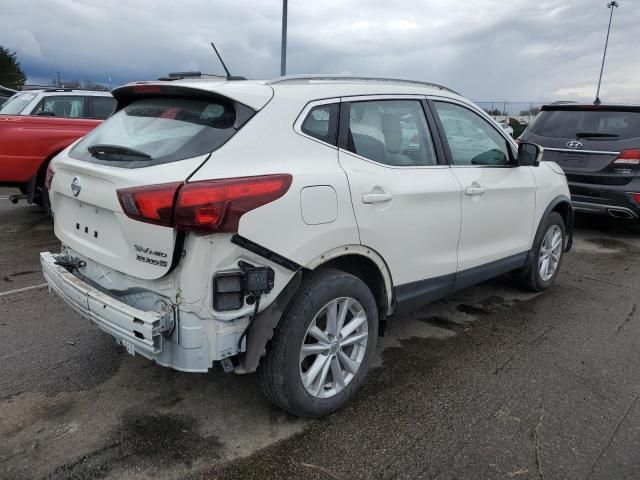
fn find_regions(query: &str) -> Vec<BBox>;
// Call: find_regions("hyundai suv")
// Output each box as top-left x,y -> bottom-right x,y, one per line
41,75 -> 572,417
521,103 -> 640,220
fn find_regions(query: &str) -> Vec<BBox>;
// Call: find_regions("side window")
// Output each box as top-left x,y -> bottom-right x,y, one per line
31,96 -> 85,118
346,100 -> 437,166
434,102 -> 512,166
90,96 -> 116,120
301,103 -> 339,145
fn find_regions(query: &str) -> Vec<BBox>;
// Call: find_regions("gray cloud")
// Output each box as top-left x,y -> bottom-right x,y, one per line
1,0 -> 638,103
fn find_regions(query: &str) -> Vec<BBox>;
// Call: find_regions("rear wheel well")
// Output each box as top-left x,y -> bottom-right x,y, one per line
313,254 -> 389,322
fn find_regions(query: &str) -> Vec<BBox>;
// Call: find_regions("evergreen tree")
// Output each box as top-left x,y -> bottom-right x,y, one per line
0,46 -> 27,90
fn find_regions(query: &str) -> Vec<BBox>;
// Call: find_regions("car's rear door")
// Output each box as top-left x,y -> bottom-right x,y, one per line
430,99 -> 536,284
337,96 -> 462,310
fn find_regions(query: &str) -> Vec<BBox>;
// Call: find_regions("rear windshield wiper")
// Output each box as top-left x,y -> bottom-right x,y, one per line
87,144 -> 152,160
575,132 -> 620,139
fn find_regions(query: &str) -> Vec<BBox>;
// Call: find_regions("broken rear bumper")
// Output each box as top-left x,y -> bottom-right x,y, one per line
41,251 -> 172,356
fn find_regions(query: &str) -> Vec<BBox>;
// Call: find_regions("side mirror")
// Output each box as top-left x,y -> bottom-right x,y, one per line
517,142 -> 543,167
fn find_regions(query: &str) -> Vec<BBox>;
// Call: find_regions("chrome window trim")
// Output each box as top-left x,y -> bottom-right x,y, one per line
543,147 -> 620,155
338,147 -> 449,171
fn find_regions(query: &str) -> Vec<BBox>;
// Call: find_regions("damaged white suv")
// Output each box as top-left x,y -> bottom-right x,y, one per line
41,75 -> 572,417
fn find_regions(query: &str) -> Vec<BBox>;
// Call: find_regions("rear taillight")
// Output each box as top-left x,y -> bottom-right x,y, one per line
117,182 -> 181,227
632,193 -> 640,205
116,174 -> 292,232
613,149 -> 640,165
174,174 -> 292,232
44,162 -> 55,190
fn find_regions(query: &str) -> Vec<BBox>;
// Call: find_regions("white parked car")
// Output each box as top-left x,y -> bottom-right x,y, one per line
41,75 -> 573,417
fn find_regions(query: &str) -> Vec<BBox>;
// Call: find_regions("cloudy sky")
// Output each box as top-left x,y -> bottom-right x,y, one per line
1,0 -> 638,105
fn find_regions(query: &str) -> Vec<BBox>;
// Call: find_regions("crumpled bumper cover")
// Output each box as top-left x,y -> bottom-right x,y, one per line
40,251 -> 168,356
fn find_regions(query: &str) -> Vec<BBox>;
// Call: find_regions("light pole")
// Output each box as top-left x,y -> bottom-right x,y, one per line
595,1 -> 619,105
280,0 -> 288,76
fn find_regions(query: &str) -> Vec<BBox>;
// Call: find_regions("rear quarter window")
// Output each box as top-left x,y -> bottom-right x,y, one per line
70,96 -> 254,168
301,103 -> 339,145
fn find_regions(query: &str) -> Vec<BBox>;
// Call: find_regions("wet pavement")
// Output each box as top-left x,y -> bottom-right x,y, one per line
1,187 -> 639,480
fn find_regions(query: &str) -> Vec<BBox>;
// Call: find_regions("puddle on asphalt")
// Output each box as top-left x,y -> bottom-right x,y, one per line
372,281 -> 538,368
572,236 -> 640,255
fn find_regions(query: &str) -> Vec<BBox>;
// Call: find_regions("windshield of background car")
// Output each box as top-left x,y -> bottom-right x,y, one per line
0,92 -> 36,115
69,96 -> 254,168
529,108 -> 640,140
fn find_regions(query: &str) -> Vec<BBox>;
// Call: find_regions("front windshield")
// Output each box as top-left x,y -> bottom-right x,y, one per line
0,92 -> 36,115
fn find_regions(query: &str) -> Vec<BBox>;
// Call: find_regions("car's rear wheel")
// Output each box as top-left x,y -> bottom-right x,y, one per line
515,211 -> 566,291
258,269 -> 378,418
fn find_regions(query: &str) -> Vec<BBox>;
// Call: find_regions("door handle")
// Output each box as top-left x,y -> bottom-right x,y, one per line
362,192 -> 393,204
464,185 -> 486,196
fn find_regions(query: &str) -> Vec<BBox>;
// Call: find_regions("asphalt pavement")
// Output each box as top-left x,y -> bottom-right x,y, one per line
1,187 -> 639,480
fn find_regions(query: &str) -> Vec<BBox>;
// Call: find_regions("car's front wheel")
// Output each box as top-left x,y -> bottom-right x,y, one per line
258,269 -> 378,418
515,211 -> 566,291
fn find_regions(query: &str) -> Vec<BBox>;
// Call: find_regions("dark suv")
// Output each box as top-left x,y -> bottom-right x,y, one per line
521,103 -> 640,220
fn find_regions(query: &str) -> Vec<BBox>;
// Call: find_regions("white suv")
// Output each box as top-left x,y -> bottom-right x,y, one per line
41,75 -> 573,417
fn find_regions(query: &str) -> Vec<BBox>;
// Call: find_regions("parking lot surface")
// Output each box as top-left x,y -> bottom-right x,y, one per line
1,186 -> 640,480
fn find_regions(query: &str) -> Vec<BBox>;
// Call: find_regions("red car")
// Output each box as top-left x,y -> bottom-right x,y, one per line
0,88 -> 115,206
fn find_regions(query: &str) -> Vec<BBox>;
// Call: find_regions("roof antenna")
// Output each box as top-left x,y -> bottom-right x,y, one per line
210,42 -> 246,81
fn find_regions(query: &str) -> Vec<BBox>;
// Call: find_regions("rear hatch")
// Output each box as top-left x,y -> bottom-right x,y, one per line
523,105 -> 640,186
48,81 -> 272,280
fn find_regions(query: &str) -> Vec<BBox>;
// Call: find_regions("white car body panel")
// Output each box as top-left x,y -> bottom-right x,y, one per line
451,166 -> 537,270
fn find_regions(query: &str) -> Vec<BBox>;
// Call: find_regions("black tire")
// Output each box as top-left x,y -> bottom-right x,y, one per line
515,211 -> 566,292
258,268 -> 378,418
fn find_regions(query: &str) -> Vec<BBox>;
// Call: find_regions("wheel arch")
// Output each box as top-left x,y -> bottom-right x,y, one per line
526,194 -> 573,269
305,245 -> 394,320
237,245 -> 394,374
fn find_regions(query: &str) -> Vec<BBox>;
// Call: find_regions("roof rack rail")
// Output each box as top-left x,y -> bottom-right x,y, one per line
41,88 -> 108,93
267,74 -> 460,95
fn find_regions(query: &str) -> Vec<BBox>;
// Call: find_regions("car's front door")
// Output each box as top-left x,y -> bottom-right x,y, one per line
337,97 -> 462,310
431,100 -> 536,284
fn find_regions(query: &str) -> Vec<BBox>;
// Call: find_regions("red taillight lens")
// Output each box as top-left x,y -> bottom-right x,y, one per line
117,182 -> 181,227
130,84 -> 164,94
613,149 -> 640,165
633,193 -> 640,205
116,174 -> 292,232
44,162 -> 55,190
174,174 -> 292,232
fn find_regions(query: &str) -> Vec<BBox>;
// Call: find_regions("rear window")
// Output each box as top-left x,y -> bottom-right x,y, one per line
529,108 -> 640,140
70,97 -> 254,168
0,92 -> 36,115
90,96 -> 116,119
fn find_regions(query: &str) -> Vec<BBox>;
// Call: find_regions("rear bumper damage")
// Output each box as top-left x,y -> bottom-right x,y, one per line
40,251 -> 214,372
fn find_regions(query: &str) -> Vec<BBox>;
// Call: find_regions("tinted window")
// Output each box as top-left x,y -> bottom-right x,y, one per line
90,96 -> 116,120
32,96 -> 85,118
0,92 -> 36,115
346,100 -> 437,166
434,102 -> 511,166
529,109 -> 640,140
70,97 -> 254,168
301,103 -> 338,145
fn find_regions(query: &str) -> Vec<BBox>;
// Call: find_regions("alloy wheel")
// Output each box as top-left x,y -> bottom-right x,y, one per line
539,224 -> 563,281
299,297 -> 368,399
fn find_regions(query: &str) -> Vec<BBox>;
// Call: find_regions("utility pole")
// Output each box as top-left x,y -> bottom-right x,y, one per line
280,0 -> 288,76
57,71 -> 61,87
595,1 -> 619,105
